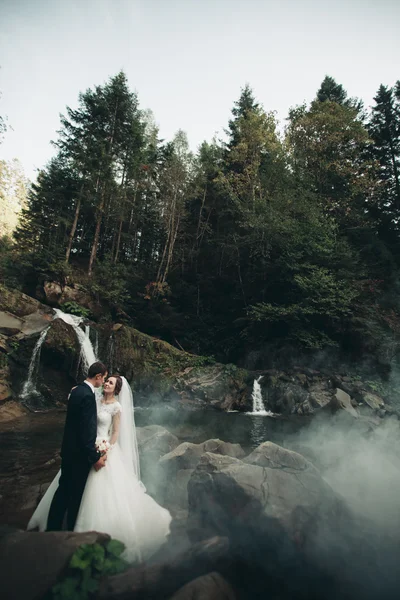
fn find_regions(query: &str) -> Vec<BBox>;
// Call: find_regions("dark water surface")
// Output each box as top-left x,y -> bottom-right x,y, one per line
0,406 -> 311,527
135,406 -> 311,451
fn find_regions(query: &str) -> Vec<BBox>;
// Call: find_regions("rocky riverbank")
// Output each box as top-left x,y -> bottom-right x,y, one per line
2,422 -> 400,600
1,285 -> 400,428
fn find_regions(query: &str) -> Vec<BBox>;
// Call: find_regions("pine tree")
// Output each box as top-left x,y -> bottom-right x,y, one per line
368,83 -> 400,213
317,75 -> 348,105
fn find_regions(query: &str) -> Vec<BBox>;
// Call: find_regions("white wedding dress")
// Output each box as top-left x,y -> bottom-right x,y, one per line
28,379 -> 171,563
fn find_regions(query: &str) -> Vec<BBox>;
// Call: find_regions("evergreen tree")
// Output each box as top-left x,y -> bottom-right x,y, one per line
286,86 -> 373,227
317,75 -> 349,105
368,83 -> 400,213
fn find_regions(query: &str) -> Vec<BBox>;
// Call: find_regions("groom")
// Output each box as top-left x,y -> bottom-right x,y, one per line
46,361 -> 108,531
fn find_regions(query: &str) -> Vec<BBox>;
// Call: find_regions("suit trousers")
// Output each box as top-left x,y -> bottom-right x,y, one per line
46,459 -> 91,531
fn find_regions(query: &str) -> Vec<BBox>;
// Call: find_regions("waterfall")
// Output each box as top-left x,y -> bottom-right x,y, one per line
20,309 -> 100,404
252,376 -> 264,412
54,309 -> 97,375
20,327 -> 50,399
94,329 -> 99,359
250,376 -> 274,416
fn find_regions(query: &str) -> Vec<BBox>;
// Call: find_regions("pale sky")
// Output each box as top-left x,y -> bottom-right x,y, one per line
1,0 -> 399,180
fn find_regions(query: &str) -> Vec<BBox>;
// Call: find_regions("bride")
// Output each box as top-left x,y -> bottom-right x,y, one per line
28,375 -> 171,563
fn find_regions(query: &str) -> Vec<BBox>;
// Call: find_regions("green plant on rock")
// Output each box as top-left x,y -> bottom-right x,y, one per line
60,302 -> 90,319
8,338 -> 19,357
223,363 -> 238,375
365,379 -> 385,395
189,354 -> 216,368
51,539 -> 129,600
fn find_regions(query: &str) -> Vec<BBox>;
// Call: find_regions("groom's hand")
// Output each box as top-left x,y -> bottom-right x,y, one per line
94,455 -> 107,471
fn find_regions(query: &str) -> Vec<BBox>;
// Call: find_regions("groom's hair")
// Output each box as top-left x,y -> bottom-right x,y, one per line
88,362 -> 108,378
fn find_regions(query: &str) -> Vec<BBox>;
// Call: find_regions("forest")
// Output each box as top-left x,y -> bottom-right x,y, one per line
1,73 -> 400,372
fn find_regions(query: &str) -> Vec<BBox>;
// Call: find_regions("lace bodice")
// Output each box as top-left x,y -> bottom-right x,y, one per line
97,401 -> 122,442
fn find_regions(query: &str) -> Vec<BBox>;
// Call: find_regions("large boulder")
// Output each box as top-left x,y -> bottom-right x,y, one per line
0,287 -> 46,319
137,425 -> 180,459
1,530 -> 110,600
324,388 -> 359,419
136,425 -> 180,498
158,439 -> 245,510
188,444 -> 356,576
0,286 -> 53,339
160,439 -> 245,473
169,572 -> 237,600
43,281 -> 103,320
9,317 -> 81,406
176,366 -> 249,411
0,311 -> 23,336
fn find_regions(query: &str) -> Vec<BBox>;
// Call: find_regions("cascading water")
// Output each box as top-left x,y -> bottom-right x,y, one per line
106,334 -> 115,374
53,309 -> 97,374
20,309 -> 100,405
249,376 -> 274,416
20,327 -> 50,400
20,308 -> 98,408
252,376 -> 264,412
94,329 -> 99,359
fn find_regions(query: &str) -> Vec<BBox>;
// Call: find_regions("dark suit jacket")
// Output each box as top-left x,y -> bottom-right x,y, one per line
60,382 -> 101,465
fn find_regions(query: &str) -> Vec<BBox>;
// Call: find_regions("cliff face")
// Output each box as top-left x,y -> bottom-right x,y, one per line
1,286 -> 398,427
0,286 -> 251,418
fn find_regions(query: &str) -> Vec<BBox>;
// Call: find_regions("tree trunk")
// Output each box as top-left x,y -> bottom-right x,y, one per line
113,217 -> 124,264
88,190 -> 106,277
161,211 -> 181,285
65,195 -> 81,263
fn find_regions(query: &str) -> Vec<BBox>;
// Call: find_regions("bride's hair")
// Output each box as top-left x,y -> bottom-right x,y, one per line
112,374 -> 123,396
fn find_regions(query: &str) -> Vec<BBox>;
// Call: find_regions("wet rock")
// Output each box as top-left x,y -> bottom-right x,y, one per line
169,572 -> 237,600
187,446 -> 359,594
0,400 -> 28,423
177,366 -> 249,411
137,425 -> 180,464
325,388 -> 359,419
0,311 -> 23,336
1,530 -> 110,600
159,440 -> 246,509
361,392 -> 385,412
259,375 -> 309,415
188,444 -> 342,546
0,376 -> 12,403
98,536 -> 231,600
43,281 -> 103,319
43,281 -> 63,305
0,288 -> 44,319
160,439 -> 245,473
136,425 -> 180,499
165,469 -> 194,509
244,441 -> 318,473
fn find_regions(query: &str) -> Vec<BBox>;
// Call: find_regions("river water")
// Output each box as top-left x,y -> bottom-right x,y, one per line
0,407 -> 310,528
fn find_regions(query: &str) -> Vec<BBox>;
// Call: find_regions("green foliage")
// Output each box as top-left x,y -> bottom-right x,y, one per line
51,540 -> 129,600
223,363 -> 238,375
7,338 -> 20,358
189,354 -> 216,368
60,301 -> 90,318
5,73 -> 400,373
365,379 -> 386,395
88,260 -> 130,308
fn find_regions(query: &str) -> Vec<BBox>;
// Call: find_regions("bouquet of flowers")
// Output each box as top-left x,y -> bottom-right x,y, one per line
96,437 -> 111,456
